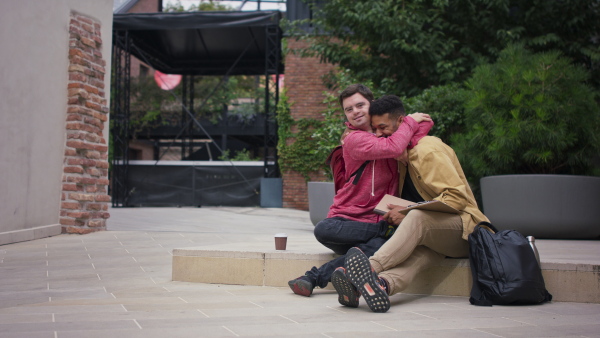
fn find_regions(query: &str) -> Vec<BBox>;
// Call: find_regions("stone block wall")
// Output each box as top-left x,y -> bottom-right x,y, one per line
60,12 -> 110,234
282,39 -> 336,210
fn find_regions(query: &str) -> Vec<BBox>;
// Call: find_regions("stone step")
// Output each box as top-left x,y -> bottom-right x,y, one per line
172,246 -> 600,304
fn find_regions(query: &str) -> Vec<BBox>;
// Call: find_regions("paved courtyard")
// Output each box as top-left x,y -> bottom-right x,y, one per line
0,207 -> 599,337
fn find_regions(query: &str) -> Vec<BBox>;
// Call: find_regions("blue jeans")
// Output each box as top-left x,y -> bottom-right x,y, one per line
305,217 -> 389,288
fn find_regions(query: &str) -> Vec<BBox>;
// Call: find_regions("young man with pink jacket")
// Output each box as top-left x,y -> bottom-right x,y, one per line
288,84 -> 433,297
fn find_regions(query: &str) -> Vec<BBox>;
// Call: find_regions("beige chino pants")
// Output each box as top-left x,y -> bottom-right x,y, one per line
369,209 -> 469,295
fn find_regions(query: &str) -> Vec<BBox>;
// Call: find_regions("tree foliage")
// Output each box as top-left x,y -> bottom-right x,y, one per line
452,44 -> 600,185
403,82 -> 469,144
164,0 -> 232,12
291,0 -> 600,96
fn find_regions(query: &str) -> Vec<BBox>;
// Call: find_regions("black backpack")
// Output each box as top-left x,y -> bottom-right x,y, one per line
468,221 -> 553,306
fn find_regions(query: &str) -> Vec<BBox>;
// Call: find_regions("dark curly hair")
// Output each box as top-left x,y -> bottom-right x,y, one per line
369,95 -> 406,119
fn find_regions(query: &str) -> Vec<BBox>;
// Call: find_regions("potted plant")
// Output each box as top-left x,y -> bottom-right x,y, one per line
453,44 -> 600,239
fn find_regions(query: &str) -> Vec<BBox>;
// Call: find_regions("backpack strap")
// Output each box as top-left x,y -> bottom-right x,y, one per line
348,160 -> 370,185
476,221 -> 499,233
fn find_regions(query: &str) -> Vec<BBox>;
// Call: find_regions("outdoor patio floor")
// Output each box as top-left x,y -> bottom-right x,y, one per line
0,207 -> 599,337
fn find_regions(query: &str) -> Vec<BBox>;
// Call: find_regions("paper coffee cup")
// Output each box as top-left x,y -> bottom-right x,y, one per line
274,233 -> 287,250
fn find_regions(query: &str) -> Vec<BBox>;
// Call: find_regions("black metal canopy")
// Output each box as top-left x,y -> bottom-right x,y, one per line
112,11 -> 283,75
110,10 -> 283,207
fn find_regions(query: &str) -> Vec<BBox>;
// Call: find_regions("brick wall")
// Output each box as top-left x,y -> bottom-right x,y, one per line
282,39 -> 336,210
60,12 -> 110,234
128,0 -> 161,13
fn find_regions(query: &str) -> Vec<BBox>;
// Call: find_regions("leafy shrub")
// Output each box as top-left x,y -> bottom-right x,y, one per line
218,149 -> 255,161
276,90 -> 325,179
452,44 -> 600,189
404,83 -> 469,144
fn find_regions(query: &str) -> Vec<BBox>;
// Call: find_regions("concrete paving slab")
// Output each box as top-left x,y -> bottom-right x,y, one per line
0,206 -> 598,338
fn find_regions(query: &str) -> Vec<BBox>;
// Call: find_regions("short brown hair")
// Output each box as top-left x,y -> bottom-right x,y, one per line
338,84 -> 374,108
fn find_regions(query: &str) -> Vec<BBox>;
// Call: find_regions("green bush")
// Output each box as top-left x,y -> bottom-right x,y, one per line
276,90 -> 325,179
452,44 -> 600,190
404,83 -> 468,144
218,149 -> 255,161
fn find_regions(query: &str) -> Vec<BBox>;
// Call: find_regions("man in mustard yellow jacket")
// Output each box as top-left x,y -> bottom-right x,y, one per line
332,95 -> 489,313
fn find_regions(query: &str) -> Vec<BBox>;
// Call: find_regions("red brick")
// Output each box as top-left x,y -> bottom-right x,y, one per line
93,111 -> 108,122
83,116 -> 103,129
69,73 -> 87,84
86,203 -> 103,211
88,219 -> 105,228
85,133 -> 101,143
97,178 -> 109,185
96,161 -> 109,169
83,84 -> 99,95
85,101 -> 101,111
66,114 -> 83,122
65,176 -> 81,183
62,183 -> 78,191
81,36 -> 96,48
92,144 -> 108,152
68,87 -> 89,98
81,177 -> 98,185
66,158 -> 83,166
63,166 -> 84,174
69,193 -> 95,202
60,218 -> 76,226
87,168 -> 101,177
67,211 -> 90,219
63,226 -> 98,234
66,132 -> 84,140
95,194 -> 111,202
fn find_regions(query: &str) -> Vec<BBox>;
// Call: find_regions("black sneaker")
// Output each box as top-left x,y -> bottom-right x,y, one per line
288,275 -> 315,297
331,267 -> 360,308
345,247 -> 390,313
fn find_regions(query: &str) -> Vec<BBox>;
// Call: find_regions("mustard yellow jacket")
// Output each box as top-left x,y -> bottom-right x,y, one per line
398,136 -> 489,240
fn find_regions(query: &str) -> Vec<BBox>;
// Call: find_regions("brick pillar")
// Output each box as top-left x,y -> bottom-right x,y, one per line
282,39 -> 336,210
60,12 -> 110,234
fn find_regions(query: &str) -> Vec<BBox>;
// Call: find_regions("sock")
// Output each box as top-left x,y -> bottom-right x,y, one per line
379,277 -> 390,295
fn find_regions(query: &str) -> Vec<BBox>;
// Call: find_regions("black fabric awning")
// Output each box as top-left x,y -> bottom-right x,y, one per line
113,11 -> 283,76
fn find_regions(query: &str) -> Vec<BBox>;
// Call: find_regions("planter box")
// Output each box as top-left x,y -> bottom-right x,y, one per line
307,182 -> 335,226
481,175 -> 600,239
260,178 -> 282,208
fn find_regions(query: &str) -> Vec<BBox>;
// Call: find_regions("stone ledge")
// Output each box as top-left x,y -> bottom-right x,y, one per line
172,248 -> 600,303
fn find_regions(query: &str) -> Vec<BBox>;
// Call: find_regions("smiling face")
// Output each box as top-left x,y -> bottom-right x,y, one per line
342,93 -> 371,131
371,113 -> 403,138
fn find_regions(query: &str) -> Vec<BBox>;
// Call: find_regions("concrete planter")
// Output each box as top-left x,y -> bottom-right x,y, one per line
260,178 -> 282,208
307,181 -> 335,226
480,175 -> 600,239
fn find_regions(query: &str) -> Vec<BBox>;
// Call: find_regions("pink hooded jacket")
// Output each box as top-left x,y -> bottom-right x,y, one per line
327,117 -> 433,222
